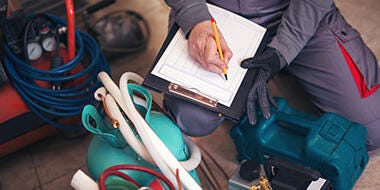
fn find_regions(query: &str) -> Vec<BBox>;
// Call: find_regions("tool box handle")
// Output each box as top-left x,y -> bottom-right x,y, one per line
274,111 -> 320,132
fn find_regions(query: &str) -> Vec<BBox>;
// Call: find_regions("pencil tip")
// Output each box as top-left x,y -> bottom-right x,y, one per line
224,74 -> 228,80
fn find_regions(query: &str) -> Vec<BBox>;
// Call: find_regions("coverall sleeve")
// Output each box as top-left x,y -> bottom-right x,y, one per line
164,0 -> 212,35
268,0 -> 334,64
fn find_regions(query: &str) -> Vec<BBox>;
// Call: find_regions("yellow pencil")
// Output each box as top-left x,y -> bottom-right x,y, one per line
211,18 -> 228,80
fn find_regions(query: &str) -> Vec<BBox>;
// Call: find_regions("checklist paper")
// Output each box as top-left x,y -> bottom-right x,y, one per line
151,4 -> 266,107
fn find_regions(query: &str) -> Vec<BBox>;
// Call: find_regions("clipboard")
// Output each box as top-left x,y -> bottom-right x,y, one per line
143,24 -> 269,122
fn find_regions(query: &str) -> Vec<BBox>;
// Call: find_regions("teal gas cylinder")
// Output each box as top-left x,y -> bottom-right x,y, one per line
230,97 -> 369,190
103,179 -> 138,190
82,85 -> 199,187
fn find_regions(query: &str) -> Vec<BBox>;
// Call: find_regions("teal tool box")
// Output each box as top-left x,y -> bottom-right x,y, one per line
230,98 -> 369,190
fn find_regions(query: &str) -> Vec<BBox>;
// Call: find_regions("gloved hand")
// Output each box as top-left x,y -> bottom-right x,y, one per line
240,47 -> 282,125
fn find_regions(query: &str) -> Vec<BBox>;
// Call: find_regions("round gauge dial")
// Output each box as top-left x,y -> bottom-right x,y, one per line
41,36 -> 57,52
27,42 -> 43,61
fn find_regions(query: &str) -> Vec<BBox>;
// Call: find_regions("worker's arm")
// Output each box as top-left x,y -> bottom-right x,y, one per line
164,0 -> 212,36
164,0 -> 232,73
240,0 -> 334,125
268,0 -> 334,64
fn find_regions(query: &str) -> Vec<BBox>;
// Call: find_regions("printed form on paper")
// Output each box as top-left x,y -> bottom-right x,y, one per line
151,4 -> 266,107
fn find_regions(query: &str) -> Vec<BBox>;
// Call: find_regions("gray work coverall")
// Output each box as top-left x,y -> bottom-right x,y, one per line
163,0 -> 380,150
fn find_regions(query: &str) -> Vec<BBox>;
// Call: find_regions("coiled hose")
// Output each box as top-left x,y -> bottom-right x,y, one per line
2,15 -> 111,130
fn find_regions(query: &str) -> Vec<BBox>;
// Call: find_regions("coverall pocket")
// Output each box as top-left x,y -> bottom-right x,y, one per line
328,14 -> 380,97
328,14 -> 360,43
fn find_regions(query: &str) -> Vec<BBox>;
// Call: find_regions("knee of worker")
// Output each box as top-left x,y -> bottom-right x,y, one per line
365,119 -> 380,151
163,94 -> 225,137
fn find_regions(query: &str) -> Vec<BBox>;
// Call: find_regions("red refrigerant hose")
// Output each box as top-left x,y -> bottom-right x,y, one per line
99,170 -> 140,188
98,164 -> 176,190
65,0 -> 75,61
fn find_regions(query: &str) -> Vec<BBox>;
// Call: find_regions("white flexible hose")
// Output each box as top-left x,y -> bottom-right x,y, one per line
94,86 -> 156,165
105,93 -> 155,164
182,136 -> 202,171
119,72 -> 202,190
97,71 -> 202,190
97,72 -> 201,171
71,170 -> 99,190
97,72 -> 178,187
95,87 -> 147,109
94,87 -> 107,101
105,92 -> 201,171
106,91 -> 202,171
120,73 -> 163,107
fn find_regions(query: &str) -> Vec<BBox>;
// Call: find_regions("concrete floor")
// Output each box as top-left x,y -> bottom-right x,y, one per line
0,0 -> 379,189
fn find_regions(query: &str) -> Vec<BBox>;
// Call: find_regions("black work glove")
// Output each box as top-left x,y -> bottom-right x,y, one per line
240,47 -> 282,125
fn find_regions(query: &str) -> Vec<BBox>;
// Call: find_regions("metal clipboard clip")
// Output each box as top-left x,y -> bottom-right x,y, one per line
168,83 -> 218,108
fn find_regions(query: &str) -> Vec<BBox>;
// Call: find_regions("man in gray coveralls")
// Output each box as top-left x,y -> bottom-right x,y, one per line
162,0 -> 380,151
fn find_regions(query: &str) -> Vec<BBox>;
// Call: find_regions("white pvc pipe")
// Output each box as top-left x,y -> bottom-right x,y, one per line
71,170 -> 99,190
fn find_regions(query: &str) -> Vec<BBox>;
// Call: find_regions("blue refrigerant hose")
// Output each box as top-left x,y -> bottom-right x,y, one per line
2,15 -> 111,130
